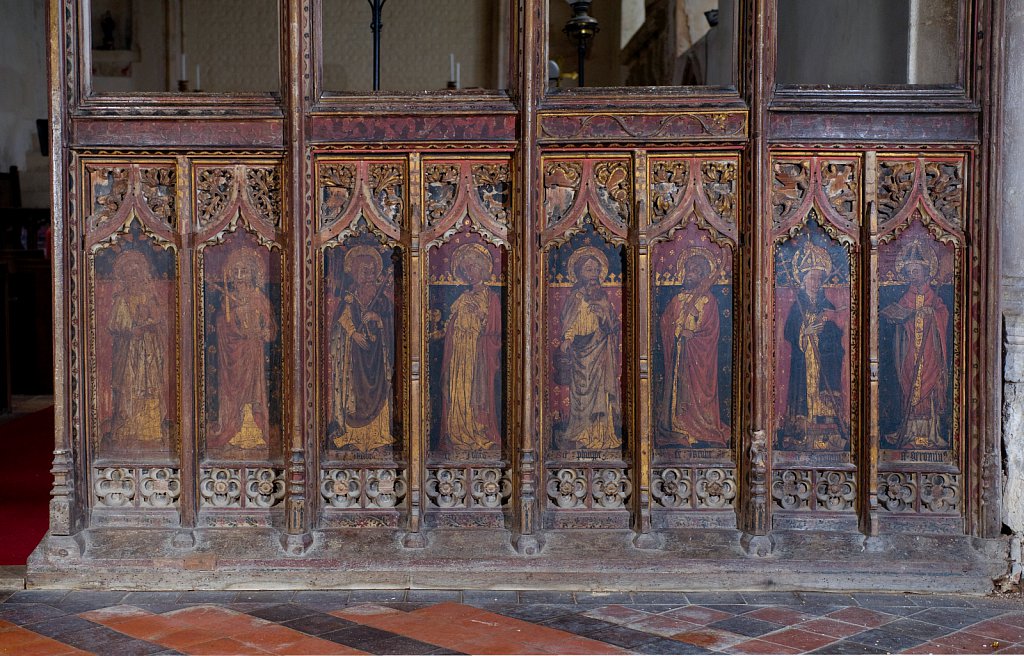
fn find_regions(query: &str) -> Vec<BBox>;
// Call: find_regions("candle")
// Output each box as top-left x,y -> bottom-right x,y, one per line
180,53 -> 187,80
450,53 -> 455,82
456,62 -> 461,89
195,64 -> 201,90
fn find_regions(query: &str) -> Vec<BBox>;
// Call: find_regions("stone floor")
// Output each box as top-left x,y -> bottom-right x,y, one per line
1,589 -> 1023,655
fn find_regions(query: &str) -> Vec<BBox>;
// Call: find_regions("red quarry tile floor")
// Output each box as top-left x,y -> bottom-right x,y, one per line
1,588 -> 1023,654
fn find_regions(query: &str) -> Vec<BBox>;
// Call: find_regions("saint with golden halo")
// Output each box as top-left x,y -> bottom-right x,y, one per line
556,245 -> 622,451
211,244 -> 277,452
440,242 -> 503,457
329,243 -> 395,452
657,246 -> 729,447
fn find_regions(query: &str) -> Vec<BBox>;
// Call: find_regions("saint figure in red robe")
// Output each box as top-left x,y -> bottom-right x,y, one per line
210,245 -> 277,452
880,238 -> 949,449
657,250 -> 729,447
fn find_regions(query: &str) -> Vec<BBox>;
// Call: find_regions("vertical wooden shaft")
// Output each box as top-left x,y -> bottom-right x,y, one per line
861,151 -> 881,539
632,150 -> 653,544
177,155 -> 196,532
404,152 -> 425,546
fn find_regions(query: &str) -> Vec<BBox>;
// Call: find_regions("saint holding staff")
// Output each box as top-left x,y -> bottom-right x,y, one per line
657,248 -> 729,447
329,245 -> 395,452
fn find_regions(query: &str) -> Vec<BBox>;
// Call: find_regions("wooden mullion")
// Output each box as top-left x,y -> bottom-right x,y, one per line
860,151 -> 881,541
403,151 -> 426,548
632,149 -> 655,547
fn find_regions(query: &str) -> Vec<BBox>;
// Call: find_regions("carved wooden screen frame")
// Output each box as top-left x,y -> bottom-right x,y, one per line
44,0 -> 1004,565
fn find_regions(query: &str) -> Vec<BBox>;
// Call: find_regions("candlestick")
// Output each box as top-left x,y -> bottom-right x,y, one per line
456,62 -> 461,89
195,64 -> 201,91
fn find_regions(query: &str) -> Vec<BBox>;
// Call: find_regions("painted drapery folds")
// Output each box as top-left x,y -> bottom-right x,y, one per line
202,230 -> 283,461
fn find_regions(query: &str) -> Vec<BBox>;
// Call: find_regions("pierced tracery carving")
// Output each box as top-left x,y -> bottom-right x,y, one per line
94,467 -> 136,508
547,468 -> 587,508
196,168 -> 235,227
695,468 -> 736,509
365,469 -> 406,508
139,468 -> 180,508
245,167 -> 282,227
426,468 -> 468,508
470,468 -> 512,508
650,160 -> 689,219
369,164 -> 405,228
544,161 -> 583,227
472,163 -> 511,223
321,469 -> 361,508
771,161 -> 809,226
815,471 -> 856,511
593,161 -> 631,225
921,473 -> 960,513
820,162 -> 857,220
592,468 -> 631,509
89,167 -> 130,229
319,163 -> 356,227
701,161 -> 737,224
924,162 -> 964,229
139,167 -> 176,226
877,161 -> 917,226
878,472 -> 916,512
772,469 -> 812,511
199,468 -> 243,508
246,468 -> 285,508
424,164 -> 460,225
651,468 -> 691,508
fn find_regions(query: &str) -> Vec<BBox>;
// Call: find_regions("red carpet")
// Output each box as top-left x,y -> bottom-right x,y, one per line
0,407 -> 54,565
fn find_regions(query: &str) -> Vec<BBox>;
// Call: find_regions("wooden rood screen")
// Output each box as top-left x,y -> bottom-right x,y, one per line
41,0 -> 1003,581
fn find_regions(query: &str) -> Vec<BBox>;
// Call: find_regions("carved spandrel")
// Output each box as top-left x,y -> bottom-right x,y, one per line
196,168 -> 235,228
771,161 -> 810,227
650,160 -> 689,219
245,167 -> 282,227
471,163 -> 511,223
319,163 -> 356,228
820,162 -> 857,221
139,167 -> 176,227
369,163 -> 405,228
544,161 -> 583,228
701,161 -> 737,225
424,164 -> 460,226
88,167 -> 130,230
593,161 -> 631,227
924,162 -> 964,229
877,161 -> 917,227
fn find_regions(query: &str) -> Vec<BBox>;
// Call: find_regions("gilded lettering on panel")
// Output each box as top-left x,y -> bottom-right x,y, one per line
92,219 -> 178,461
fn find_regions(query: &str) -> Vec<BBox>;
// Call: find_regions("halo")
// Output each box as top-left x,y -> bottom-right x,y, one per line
566,246 -> 610,284
343,245 -> 383,277
895,237 -> 939,279
451,243 -> 493,283
225,245 -> 267,280
675,247 -> 720,286
114,250 -> 151,278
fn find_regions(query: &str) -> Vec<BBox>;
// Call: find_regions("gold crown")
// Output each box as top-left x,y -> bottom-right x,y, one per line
792,240 -> 832,280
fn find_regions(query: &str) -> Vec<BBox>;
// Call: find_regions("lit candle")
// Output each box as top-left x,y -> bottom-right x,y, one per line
180,53 -> 187,80
450,53 -> 455,82
456,62 -> 461,89
195,64 -> 201,90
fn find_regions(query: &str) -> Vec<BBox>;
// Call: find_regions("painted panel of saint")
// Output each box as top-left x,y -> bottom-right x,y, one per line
546,223 -> 625,456
652,223 -> 732,456
427,233 -> 506,461
93,221 -> 177,460
202,230 -> 283,462
878,221 -> 955,457
324,232 -> 402,459
774,219 -> 851,457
